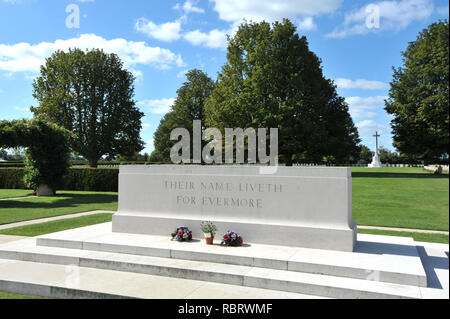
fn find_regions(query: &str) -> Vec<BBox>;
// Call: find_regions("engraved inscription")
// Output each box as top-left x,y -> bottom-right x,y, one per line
164,179 -> 284,209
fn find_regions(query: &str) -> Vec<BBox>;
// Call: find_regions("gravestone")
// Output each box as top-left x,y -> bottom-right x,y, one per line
113,165 -> 357,251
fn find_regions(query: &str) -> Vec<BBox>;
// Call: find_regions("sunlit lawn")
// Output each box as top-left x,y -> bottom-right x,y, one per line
0,191 -> 117,226
352,167 -> 449,231
0,189 -> 33,199
0,213 -> 113,237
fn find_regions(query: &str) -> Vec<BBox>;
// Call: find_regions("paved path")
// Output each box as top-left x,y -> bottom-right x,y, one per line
0,235 -> 27,244
359,225 -> 449,235
0,211 -> 115,231
0,196 -> 37,201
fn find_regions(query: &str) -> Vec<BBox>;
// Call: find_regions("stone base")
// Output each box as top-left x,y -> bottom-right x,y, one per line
112,212 -> 357,252
368,155 -> 383,168
0,223 -> 439,299
36,184 -> 54,197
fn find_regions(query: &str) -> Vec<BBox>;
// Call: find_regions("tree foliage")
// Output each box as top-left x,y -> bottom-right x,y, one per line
205,20 -> 360,165
31,48 -> 144,167
151,69 -> 214,163
385,20 -> 449,162
358,145 -> 374,164
0,119 -> 71,194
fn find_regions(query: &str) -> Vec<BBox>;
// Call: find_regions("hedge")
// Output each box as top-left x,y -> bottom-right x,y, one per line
0,167 -> 119,192
0,168 -> 26,189
61,168 -> 119,192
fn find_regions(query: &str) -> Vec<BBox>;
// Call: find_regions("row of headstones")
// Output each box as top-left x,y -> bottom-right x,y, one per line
293,163 -> 426,168
95,163 -> 431,168
424,165 -> 450,173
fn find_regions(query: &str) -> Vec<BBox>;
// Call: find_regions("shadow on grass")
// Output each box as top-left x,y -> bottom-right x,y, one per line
0,193 -> 117,209
352,172 -> 449,179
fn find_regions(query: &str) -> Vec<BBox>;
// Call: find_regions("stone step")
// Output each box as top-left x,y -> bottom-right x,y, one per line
0,259 -> 319,299
36,223 -> 427,287
0,238 -> 423,299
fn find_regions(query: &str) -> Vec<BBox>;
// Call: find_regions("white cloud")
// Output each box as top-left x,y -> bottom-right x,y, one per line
138,98 -> 175,115
336,78 -> 389,90
173,1 -> 205,14
297,17 -> 317,31
0,34 -> 184,74
176,69 -> 189,78
346,96 -> 388,120
13,106 -> 30,112
135,18 -> 182,42
183,28 -> 230,49
327,0 -> 434,38
211,0 -> 342,23
356,119 -> 391,137
182,0 -> 340,49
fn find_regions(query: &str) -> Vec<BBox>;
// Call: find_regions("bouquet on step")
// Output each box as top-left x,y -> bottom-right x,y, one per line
171,226 -> 193,242
220,230 -> 243,247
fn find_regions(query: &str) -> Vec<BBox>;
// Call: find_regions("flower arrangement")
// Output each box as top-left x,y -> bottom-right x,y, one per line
220,230 -> 243,247
171,226 -> 193,242
200,221 -> 218,238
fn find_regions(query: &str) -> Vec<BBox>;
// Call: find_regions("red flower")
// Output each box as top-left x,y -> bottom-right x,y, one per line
224,235 -> 230,241
178,230 -> 183,235
237,237 -> 243,244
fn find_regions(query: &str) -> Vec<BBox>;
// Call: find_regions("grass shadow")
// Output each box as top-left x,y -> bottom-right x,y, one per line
352,172 -> 449,179
0,192 -> 117,210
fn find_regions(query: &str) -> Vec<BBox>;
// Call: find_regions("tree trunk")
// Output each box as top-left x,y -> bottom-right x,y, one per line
88,157 -> 99,168
285,154 -> 293,167
36,184 -> 55,196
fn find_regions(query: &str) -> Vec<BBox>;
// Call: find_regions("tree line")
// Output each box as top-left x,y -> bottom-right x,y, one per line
2,19 -> 447,167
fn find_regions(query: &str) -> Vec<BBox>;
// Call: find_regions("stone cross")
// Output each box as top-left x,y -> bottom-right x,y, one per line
373,131 -> 380,155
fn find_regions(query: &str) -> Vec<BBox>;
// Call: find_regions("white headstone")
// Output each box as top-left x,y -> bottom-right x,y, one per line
113,165 -> 357,251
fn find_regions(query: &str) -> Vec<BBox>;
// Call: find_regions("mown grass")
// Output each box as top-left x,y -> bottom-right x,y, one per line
0,189 -> 33,199
358,228 -> 449,244
0,292 -> 45,299
0,191 -> 117,226
352,167 -> 449,231
0,213 -> 113,237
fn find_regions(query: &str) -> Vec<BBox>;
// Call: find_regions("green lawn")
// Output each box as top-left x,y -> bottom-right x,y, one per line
358,229 -> 449,244
0,189 -> 33,199
0,191 -> 117,226
352,167 -> 449,231
0,213 -> 113,237
0,292 -> 44,299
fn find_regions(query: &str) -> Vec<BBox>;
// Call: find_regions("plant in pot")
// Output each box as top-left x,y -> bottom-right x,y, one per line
200,221 -> 217,245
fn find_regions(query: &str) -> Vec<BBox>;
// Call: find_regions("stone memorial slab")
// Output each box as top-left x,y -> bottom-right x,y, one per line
112,165 -> 357,251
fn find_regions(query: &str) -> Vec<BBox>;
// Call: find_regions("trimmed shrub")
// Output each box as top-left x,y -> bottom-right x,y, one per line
61,168 -> 119,192
0,167 -> 119,192
0,168 -> 26,189
0,120 -> 71,194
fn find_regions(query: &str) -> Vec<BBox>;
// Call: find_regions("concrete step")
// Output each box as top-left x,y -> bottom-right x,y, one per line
36,223 -> 427,287
0,238 -> 423,299
0,259 -> 320,299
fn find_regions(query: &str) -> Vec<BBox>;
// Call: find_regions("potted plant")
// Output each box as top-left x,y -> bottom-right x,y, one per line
200,221 -> 217,245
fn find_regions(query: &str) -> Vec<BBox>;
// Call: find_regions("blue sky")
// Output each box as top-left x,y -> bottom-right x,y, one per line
0,0 -> 448,155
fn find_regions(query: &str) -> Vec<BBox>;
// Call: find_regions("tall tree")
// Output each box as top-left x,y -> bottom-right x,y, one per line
31,48 -> 144,167
151,111 -> 179,163
151,69 -> 214,163
205,20 -> 360,165
358,145 -> 373,164
385,20 -> 449,162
